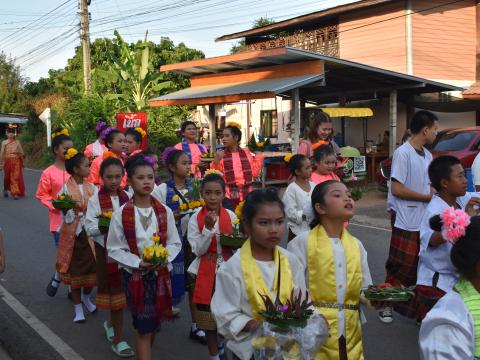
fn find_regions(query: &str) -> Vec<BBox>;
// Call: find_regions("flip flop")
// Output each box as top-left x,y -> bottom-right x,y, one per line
111,341 -> 135,358
103,321 -> 115,342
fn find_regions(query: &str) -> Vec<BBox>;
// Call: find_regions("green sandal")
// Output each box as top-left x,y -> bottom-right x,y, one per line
103,321 -> 114,342
111,341 -> 135,358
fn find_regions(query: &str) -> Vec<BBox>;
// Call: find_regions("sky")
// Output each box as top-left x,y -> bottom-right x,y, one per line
0,0 -> 356,81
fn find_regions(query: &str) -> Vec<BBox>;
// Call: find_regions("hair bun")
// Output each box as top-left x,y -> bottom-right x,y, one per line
429,215 -> 443,232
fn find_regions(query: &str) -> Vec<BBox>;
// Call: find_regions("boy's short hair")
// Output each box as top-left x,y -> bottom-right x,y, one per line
410,110 -> 438,134
428,155 -> 461,192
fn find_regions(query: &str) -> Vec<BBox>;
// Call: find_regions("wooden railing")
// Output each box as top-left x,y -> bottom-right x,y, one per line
244,25 -> 339,56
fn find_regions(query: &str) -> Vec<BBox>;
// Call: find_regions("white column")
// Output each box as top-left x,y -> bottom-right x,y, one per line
389,90 -> 398,157
292,89 -> 301,153
405,0 -> 414,75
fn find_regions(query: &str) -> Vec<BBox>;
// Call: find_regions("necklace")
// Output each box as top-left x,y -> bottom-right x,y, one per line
136,208 -> 153,231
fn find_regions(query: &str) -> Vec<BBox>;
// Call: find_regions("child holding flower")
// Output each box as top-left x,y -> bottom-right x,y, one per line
107,154 -> 181,360
187,173 -> 237,360
85,157 -> 133,357
56,148 -> 97,323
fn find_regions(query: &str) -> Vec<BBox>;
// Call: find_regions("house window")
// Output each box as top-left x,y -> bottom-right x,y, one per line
260,110 -> 278,138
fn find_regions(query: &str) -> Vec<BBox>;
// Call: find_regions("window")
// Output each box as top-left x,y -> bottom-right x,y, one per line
432,131 -> 477,152
260,110 -> 278,138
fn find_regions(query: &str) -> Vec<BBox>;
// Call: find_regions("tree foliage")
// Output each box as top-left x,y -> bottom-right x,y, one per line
0,52 -> 26,113
230,17 -> 276,54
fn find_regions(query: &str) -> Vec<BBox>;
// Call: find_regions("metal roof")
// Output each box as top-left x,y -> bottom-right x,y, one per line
0,114 -> 28,124
151,47 -> 461,106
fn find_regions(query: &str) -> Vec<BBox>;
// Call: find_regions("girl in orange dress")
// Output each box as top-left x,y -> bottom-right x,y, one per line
211,123 -> 263,210
0,127 -> 25,199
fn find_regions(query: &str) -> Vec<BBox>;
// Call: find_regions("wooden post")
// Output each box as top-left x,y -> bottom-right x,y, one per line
389,90 -> 398,157
292,89 -> 301,153
208,104 -> 216,153
80,0 -> 92,94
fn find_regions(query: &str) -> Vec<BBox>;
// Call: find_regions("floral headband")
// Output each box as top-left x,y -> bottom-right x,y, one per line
226,121 -> 241,130
52,129 -> 69,139
161,146 -> 177,166
205,169 -> 223,176
441,207 -> 471,244
100,127 -> 116,142
64,148 -> 78,160
283,153 -> 293,163
144,155 -> 157,168
134,127 -> 147,138
96,120 -> 109,134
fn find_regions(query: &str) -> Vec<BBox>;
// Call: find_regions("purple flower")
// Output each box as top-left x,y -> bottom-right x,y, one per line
100,127 -> 116,142
96,120 -> 109,135
278,304 -> 289,313
161,146 -> 177,167
144,155 -> 157,168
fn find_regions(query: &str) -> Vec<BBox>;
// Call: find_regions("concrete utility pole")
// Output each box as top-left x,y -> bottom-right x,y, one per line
80,0 -> 92,94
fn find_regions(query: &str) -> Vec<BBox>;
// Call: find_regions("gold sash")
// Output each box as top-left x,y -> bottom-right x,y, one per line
307,225 -> 363,359
240,239 -> 294,320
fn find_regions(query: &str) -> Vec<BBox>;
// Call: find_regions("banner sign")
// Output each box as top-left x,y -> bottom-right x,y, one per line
116,112 -> 148,150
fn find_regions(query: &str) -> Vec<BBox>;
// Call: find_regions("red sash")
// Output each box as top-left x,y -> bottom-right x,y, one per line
223,148 -> 253,207
98,187 -> 129,287
192,206 -> 233,305
121,197 -> 173,320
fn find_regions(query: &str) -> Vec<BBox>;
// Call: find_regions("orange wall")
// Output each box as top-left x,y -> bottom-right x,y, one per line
338,1 -> 407,73
411,0 -> 476,82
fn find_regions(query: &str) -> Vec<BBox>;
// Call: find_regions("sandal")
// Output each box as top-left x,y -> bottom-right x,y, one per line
111,341 -> 135,358
103,321 -> 115,342
46,278 -> 60,297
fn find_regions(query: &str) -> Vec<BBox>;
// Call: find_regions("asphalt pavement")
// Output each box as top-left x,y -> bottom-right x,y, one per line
0,169 -> 420,360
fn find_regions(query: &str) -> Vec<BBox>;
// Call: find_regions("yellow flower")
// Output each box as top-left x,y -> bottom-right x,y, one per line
172,195 -> 180,202
232,218 -> 240,225
151,234 -> 160,243
200,199 -> 206,206
65,148 -> 79,160
226,121 -> 241,130
188,202 -> 196,209
59,195 -> 65,200
284,153 -> 293,163
153,244 -> 169,259
143,246 -> 154,261
134,127 -> 147,138
180,203 -> 188,211
52,129 -> 69,138
102,211 -> 113,219
235,201 -> 245,220
205,169 -> 223,176
257,142 -> 264,147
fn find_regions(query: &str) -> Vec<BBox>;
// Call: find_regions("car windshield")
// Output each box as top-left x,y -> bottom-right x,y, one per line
432,131 -> 477,151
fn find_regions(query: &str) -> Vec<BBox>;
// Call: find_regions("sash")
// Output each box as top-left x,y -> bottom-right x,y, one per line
455,277 -> 480,357
307,225 -> 363,360
240,239 -> 294,320
98,187 -> 129,287
223,148 -> 253,203
192,206 -> 233,305
56,177 -> 95,273
121,197 -> 172,319
181,140 -> 206,162
165,178 -> 191,213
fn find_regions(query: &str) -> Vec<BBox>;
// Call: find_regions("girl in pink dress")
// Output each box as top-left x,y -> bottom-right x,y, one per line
36,128 -> 73,297
174,120 -> 208,178
84,119 -> 109,162
311,144 -> 340,185
211,123 -> 263,210
298,110 -> 340,157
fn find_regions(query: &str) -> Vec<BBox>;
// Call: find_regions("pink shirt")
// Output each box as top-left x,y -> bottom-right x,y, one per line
84,140 -> 107,159
174,142 -> 207,178
211,150 -> 264,200
36,165 -> 71,232
311,172 -> 339,185
88,156 -> 127,189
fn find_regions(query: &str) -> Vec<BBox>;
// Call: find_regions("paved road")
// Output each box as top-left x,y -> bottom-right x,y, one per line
0,169 -> 420,360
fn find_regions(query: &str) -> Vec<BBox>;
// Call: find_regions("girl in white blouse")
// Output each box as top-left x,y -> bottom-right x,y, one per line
282,154 -> 315,240
107,154 -> 181,360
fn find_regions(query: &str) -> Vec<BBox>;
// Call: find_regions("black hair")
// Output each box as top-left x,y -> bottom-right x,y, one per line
428,155 -> 462,192
303,109 -> 332,142
181,120 -> 197,133
166,149 -> 187,173
100,157 -> 124,178
65,152 -> 87,175
51,128 -> 72,154
312,144 -> 335,163
224,125 -> 242,143
124,154 -> 154,178
242,188 -> 285,225
288,154 -> 308,176
200,173 -> 225,192
6,128 -> 15,134
430,215 -> 480,279
125,128 -> 142,144
105,129 -> 123,149
410,110 -> 438,134
310,180 -> 339,229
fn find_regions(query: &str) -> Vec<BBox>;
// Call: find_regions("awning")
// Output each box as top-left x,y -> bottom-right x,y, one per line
149,74 -> 324,106
321,108 -> 373,118
0,114 -> 28,124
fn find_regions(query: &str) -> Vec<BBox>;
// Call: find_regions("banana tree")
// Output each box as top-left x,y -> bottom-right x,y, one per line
97,30 -> 173,112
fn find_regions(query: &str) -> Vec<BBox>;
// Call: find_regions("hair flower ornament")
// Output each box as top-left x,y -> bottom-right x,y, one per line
205,169 -> 223,176
134,127 -> 147,138
226,121 -> 241,130
96,120 -> 109,134
100,127 -> 116,142
52,129 -> 69,138
283,153 -> 293,163
102,151 -> 116,160
64,148 -> 79,160
441,207 -> 470,244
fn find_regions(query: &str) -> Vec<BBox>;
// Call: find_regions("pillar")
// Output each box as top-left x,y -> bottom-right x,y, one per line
389,90 -> 398,157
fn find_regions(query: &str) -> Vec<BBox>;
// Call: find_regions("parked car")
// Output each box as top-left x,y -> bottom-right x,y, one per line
376,127 -> 480,192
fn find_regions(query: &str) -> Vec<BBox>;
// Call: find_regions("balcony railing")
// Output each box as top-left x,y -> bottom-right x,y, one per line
244,24 -> 339,56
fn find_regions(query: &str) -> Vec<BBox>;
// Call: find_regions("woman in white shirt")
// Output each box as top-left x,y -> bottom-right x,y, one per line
282,154 -> 315,240
107,154 -> 181,360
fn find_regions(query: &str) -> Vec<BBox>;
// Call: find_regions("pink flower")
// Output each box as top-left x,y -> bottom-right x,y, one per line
278,304 -> 289,313
440,207 -> 470,244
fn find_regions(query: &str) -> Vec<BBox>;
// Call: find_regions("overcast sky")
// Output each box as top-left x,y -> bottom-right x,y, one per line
0,0 -> 355,81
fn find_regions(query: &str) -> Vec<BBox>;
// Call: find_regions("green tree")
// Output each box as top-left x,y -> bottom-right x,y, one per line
0,53 -> 25,113
230,17 -> 276,54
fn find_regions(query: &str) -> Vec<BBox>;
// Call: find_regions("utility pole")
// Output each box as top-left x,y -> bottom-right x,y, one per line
80,0 -> 92,94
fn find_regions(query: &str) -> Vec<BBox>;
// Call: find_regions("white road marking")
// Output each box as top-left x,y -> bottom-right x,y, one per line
350,222 -> 392,232
0,284 -> 84,360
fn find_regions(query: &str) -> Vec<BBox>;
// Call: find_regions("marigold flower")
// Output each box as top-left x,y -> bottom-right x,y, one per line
65,148 -> 79,160
226,121 -> 241,130
134,127 -> 147,138
284,153 -> 293,163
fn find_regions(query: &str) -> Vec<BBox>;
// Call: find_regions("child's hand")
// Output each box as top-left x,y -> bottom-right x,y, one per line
214,150 -> 224,163
243,319 -> 261,333
205,211 -> 217,230
139,261 -> 156,271
466,197 -> 480,216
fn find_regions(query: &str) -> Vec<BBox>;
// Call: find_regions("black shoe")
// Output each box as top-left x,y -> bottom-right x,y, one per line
189,329 -> 207,345
3,192 -> 8,198
46,278 -> 60,297
67,291 -> 72,301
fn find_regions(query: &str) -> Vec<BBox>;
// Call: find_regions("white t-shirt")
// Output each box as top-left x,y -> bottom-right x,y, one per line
471,152 -> 480,186
389,141 -> 432,231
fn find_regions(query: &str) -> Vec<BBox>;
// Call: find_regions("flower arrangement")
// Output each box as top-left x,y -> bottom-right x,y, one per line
174,178 -> 205,213
52,129 -> 69,138
440,208 -> 470,244
97,211 -> 113,233
248,134 -> 271,152
134,127 -> 147,138
363,283 -> 416,302
220,217 -> 247,248
234,201 -> 244,220
64,148 -> 79,160
200,153 -> 215,162
52,193 -> 76,210
142,232 -> 169,265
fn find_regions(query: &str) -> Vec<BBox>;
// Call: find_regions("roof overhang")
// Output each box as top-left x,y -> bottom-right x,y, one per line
149,47 -> 461,107
0,114 -> 28,124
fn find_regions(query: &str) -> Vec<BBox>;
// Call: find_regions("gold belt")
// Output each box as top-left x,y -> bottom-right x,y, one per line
313,302 -> 359,311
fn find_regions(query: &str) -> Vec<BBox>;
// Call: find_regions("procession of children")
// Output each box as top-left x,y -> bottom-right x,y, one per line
26,110 -> 480,360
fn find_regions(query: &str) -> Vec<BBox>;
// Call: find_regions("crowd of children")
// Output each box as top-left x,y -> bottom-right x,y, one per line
25,111 -> 480,360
